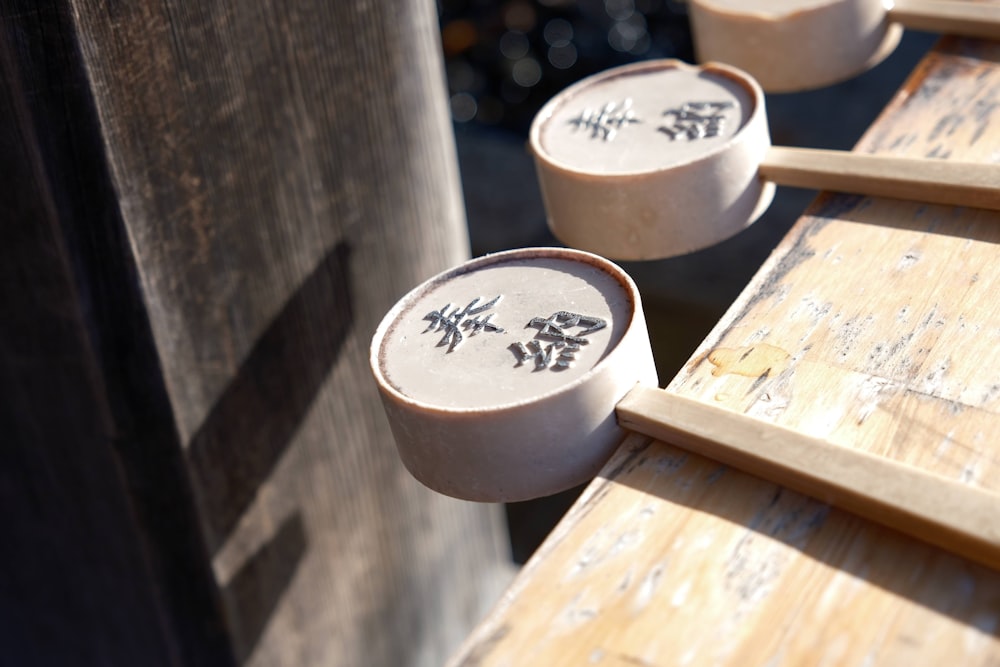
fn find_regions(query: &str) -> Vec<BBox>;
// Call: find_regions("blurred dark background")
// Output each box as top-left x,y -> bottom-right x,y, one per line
436,0 -> 938,563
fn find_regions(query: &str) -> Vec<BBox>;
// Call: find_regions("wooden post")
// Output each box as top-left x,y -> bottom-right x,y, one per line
0,1 -> 510,665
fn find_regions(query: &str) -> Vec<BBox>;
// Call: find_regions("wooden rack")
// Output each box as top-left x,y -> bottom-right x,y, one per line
450,36 -> 1000,666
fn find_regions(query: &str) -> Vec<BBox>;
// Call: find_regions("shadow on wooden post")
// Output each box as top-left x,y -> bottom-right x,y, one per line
187,240 -> 353,555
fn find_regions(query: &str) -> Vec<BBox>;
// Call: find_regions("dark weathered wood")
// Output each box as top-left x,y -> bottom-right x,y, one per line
2,0 -> 511,664
0,5 -> 232,664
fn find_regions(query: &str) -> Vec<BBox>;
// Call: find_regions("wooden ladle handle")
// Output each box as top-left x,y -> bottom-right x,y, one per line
890,0 -> 1000,40
617,385 -> 1000,571
760,146 -> 1000,211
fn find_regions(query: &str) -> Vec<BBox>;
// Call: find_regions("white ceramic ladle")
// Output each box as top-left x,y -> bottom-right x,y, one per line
370,247 -> 657,502
689,0 -> 1000,92
530,59 -> 1000,260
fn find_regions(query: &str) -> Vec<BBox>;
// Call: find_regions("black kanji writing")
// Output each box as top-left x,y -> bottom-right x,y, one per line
423,295 -> 504,353
567,99 -> 640,141
511,311 -> 606,371
659,101 -> 733,140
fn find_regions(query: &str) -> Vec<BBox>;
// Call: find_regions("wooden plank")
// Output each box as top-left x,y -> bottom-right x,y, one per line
70,0 -> 514,663
451,37 -> 1000,666
0,7 -> 232,664
3,0 -> 512,664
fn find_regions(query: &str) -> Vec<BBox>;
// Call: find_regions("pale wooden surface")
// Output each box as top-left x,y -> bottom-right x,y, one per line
451,37 -> 1000,666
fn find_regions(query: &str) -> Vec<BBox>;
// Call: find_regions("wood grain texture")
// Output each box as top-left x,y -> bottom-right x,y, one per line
0,4 -> 232,664
452,38 -> 1000,667
72,0 -> 514,662
4,0 -> 512,664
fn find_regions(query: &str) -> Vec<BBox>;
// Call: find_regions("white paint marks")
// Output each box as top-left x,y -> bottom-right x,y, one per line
670,579 -> 692,608
633,563 -> 665,612
897,250 -> 921,270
